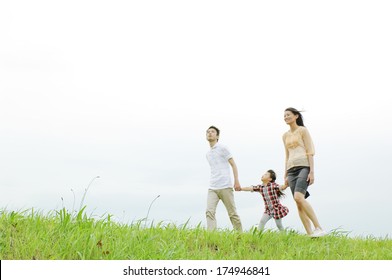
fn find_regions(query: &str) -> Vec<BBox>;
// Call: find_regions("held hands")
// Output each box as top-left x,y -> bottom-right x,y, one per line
234,181 -> 241,191
281,177 -> 289,190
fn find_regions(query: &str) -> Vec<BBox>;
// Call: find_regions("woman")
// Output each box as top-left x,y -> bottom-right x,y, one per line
283,107 -> 326,237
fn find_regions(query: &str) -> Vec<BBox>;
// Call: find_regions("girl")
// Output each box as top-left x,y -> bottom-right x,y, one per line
241,170 -> 289,231
283,107 -> 326,237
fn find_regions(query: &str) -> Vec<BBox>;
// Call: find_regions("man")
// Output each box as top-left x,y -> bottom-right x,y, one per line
205,126 -> 242,232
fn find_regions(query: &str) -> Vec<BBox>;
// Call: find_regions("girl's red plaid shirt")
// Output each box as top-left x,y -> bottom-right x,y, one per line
252,182 -> 289,219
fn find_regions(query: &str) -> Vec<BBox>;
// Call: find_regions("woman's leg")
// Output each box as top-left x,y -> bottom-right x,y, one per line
289,168 -> 322,235
294,192 -> 321,234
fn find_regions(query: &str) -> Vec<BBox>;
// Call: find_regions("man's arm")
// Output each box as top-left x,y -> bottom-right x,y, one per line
228,158 -> 241,191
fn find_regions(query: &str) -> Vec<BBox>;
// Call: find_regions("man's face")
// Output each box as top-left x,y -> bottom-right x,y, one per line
206,128 -> 219,142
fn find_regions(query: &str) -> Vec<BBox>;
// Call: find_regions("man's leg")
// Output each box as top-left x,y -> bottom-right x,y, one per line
220,188 -> 243,232
206,189 -> 219,231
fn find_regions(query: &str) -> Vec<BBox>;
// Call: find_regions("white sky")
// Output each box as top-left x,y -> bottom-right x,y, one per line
1,1 -> 391,238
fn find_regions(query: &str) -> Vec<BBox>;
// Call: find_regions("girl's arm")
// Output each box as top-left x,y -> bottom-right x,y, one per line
240,186 -> 254,192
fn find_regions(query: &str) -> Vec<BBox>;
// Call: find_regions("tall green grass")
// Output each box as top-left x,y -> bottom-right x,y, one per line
0,208 -> 391,260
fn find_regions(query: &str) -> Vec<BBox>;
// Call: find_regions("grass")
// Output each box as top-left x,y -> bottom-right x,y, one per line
0,208 -> 391,260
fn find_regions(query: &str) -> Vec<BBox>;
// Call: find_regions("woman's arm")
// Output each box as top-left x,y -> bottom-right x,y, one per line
283,135 -> 289,185
302,128 -> 315,185
307,154 -> 314,185
279,183 -> 288,191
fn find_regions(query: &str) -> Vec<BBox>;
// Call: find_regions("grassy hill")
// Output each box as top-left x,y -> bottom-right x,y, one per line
1,208 -> 391,260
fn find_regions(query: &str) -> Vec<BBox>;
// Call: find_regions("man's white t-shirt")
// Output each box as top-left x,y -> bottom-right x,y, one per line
206,143 -> 233,190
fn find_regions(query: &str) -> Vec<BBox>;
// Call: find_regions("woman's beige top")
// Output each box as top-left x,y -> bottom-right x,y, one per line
283,126 -> 315,170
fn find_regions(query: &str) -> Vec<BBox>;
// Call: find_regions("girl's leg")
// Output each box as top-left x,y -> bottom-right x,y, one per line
258,213 -> 271,231
274,218 -> 284,231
